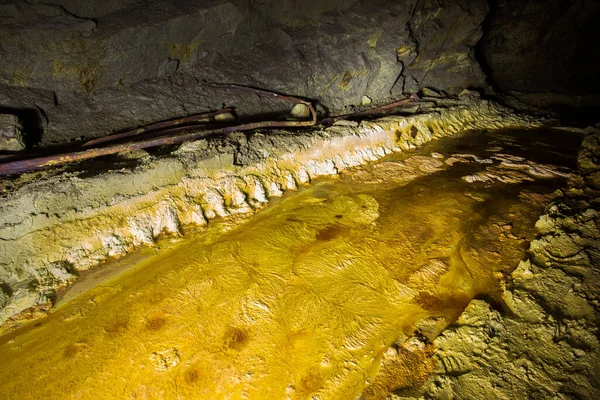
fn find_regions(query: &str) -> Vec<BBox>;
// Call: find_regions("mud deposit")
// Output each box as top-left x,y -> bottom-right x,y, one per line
0,129 -> 580,399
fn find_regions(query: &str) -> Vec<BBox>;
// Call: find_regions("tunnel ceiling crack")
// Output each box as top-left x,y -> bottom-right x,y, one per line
22,0 -> 98,26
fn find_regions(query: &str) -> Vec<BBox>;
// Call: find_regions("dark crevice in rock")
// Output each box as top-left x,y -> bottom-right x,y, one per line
0,106 -> 44,148
0,283 -> 13,297
23,0 -> 98,27
394,1 -> 420,96
34,104 -> 49,126
474,0 -> 500,94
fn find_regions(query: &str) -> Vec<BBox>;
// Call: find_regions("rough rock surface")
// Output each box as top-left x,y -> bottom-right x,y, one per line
1,0 -> 598,144
0,0 -> 491,144
0,99 -> 541,327
405,127 -> 600,400
0,114 -> 24,151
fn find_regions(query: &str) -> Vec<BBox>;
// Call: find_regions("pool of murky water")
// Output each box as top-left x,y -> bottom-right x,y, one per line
0,128 -> 581,399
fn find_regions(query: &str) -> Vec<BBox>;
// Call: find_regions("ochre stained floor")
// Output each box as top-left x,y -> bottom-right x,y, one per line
0,129 -> 580,399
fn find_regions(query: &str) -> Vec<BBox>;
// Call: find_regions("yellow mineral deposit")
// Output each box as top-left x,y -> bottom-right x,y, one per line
0,129 -> 575,399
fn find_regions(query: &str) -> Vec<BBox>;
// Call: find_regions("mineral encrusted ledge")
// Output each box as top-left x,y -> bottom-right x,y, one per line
0,100 -> 542,326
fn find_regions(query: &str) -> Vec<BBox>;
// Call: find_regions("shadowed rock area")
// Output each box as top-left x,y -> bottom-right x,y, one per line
1,0 -> 597,146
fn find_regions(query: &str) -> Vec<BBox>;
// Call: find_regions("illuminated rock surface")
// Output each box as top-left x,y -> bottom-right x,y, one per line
0,127 -> 584,399
413,129 -> 600,400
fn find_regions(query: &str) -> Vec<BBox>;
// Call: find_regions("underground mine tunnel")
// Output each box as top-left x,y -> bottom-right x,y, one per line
0,0 -> 599,398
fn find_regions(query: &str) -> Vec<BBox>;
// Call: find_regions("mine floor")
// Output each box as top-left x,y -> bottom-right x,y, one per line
0,128 -> 581,399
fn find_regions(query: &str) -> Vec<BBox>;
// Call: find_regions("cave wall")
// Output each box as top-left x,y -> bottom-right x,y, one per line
0,0 -> 598,146
0,0 -> 489,145
478,0 -> 600,96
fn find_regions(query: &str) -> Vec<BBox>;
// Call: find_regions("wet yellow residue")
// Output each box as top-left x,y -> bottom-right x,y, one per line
0,130 -> 576,399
